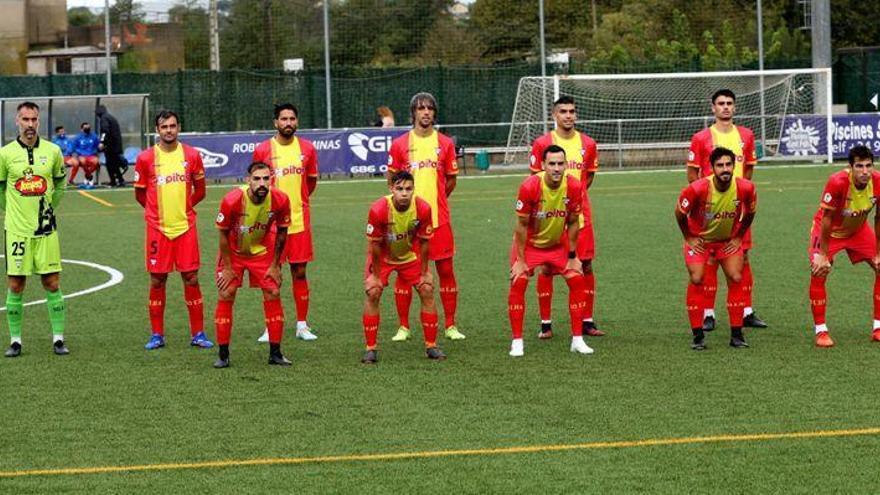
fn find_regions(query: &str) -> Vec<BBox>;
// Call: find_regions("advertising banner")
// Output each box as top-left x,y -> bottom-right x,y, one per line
778,114 -> 880,159
182,128 -> 405,178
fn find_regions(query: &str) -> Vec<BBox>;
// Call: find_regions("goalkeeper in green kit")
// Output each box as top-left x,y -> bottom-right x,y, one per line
0,101 -> 68,357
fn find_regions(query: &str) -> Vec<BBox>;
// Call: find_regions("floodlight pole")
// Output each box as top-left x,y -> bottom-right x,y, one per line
757,0 -> 766,152
209,0 -> 220,70
538,0 -> 548,132
323,0 -> 332,128
104,0 -> 112,95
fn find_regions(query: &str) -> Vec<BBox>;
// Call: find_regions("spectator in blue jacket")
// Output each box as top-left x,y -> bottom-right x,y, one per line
52,126 -> 77,170
71,122 -> 100,188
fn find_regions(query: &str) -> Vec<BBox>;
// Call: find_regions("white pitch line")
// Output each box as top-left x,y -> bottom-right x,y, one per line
0,256 -> 125,311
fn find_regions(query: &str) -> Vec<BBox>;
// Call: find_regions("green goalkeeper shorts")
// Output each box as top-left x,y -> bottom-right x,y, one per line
5,231 -> 62,276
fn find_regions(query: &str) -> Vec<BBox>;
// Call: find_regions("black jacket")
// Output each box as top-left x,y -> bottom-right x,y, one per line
96,105 -> 123,154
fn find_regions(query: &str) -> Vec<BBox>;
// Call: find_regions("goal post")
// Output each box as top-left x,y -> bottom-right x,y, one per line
505,68 -> 833,168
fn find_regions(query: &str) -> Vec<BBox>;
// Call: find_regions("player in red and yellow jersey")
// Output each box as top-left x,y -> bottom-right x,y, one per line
386,92 -> 464,342
213,162 -> 292,368
252,103 -> 319,342
687,88 -> 766,333
676,147 -> 757,351
528,95 -> 603,339
508,145 -> 593,357
808,145 -> 880,347
134,110 -> 212,351
361,170 -> 446,364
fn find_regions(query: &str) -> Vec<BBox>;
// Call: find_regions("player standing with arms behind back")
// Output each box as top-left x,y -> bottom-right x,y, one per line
0,102 -> 68,357
134,110 -> 213,351
687,89 -> 767,332
528,96 -> 603,339
252,103 -> 319,342
809,145 -> 880,347
387,92 -> 464,342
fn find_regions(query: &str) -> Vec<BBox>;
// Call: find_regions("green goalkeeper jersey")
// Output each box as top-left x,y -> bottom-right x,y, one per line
0,137 -> 66,237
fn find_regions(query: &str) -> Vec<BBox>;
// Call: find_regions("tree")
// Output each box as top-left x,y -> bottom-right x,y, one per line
169,0 -> 210,69
110,0 -> 145,25
68,7 -> 99,27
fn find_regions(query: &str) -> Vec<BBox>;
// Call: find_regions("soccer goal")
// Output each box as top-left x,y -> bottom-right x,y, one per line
505,68 -> 833,168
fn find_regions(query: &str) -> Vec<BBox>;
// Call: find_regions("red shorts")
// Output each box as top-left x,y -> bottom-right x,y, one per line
576,218 -> 595,260
364,258 -> 422,287
428,223 -> 455,261
285,228 -> 313,264
63,156 -> 77,168
742,227 -> 753,251
683,240 -> 743,265
145,226 -> 201,274
510,241 -> 569,276
216,251 -> 278,290
80,155 -> 99,173
809,221 -> 876,265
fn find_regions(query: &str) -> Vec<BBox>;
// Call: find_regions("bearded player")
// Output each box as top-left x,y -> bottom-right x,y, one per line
253,103 -> 319,342
387,92 -> 464,342
361,170 -> 446,364
676,147 -> 757,350
213,162 -> 292,368
508,145 -> 593,357
528,95 -> 603,339
0,102 -> 68,357
809,145 -> 880,347
135,110 -> 212,350
687,89 -> 767,332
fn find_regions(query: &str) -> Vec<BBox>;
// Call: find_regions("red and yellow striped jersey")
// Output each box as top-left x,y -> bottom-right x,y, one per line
134,143 -> 205,239
687,124 -> 757,179
814,169 -> 880,239
366,196 -> 433,265
678,177 -> 757,242
252,136 -> 318,234
216,186 -> 291,257
515,173 -> 583,249
387,129 -> 458,229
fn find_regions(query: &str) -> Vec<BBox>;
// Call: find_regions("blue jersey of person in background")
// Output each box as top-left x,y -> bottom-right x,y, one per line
72,128 -> 100,157
52,133 -> 74,156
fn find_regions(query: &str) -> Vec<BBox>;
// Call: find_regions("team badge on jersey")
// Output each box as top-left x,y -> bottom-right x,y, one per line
366,223 -> 375,235
681,198 -> 690,209
823,193 -> 833,204
216,212 -> 225,223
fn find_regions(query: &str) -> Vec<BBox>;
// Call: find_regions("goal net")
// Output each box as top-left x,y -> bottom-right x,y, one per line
505,69 -> 833,168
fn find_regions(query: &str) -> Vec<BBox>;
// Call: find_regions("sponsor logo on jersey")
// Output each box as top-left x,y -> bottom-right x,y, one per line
535,209 -> 567,219
14,168 -> 48,196
275,165 -> 307,177
705,210 -> 738,220
410,159 -> 438,170
156,172 -> 188,186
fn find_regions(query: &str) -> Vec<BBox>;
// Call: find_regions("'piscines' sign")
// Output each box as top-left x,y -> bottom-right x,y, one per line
778,114 -> 880,158
181,128 -> 400,178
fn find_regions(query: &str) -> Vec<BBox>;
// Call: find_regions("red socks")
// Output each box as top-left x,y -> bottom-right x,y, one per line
686,282 -> 703,329
726,277 -> 745,327
69,164 -> 80,183
363,313 -> 379,349
536,273 -> 553,321
292,278 -> 310,322
421,311 -> 438,347
742,261 -> 754,309
809,275 -> 827,326
583,271 -> 595,321
183,284 -> 204,337
563,275 -> 585,336
148,286 -> 166,335
263,298 -> 284,344
394,277 -> 412,328
436,258 -> 458,327
508,277 -> 528,339
875,276 -> 880,321
214,300 -> 233,345
703,262 -> 718,312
